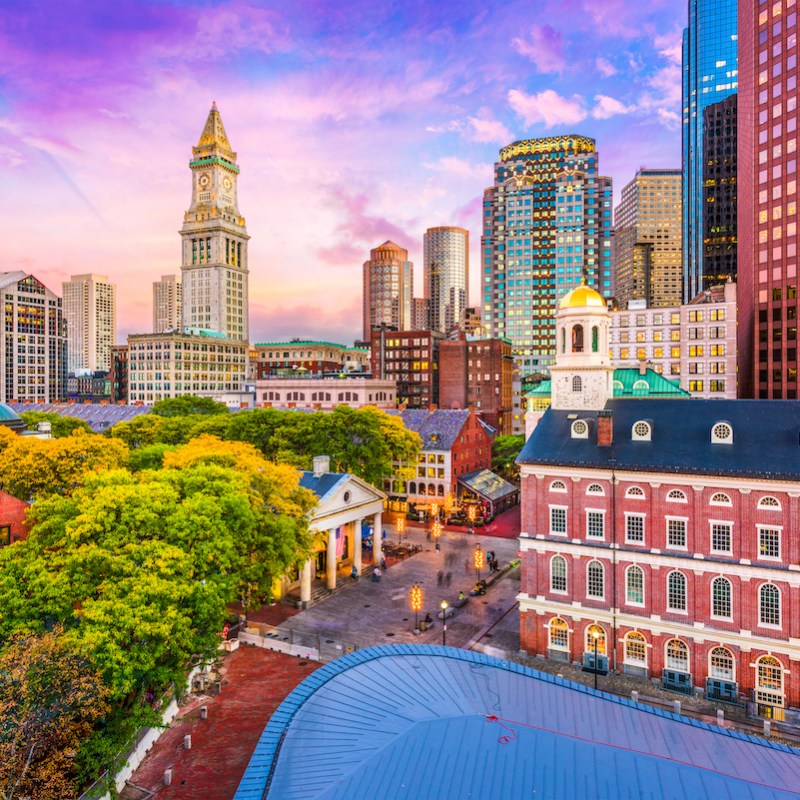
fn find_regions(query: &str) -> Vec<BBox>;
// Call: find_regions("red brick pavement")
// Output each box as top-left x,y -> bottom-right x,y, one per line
122,646 -> 318,799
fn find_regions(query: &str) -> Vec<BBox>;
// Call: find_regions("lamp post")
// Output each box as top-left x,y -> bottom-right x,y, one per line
467,504 -> 476,535
396,516 -> 405,546
440,600 -> 448,646
432,520 -> 442,551
473,543 -> 485,582
410,583 -> 423,634
592,629 -> 600,691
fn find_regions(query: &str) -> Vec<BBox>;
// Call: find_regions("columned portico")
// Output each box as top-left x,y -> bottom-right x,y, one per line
326,528 -> 337,590
373,511 -> 383,566
300,558 -> 312,605
354,517 -> 363,574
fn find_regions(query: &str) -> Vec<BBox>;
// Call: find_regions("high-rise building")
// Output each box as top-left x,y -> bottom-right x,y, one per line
370,329 -> 440,408
423,226 -> 469,335
702,95 -> 738,288
180,103 -> 250,341
682,0 -> 738,301
0,272 -> 66,402
412,297 -> 430,330
614,169 -> 683,309
362,241 -> 413,341
737,0 -> 799,399
153,274 -> 182,333
62,273 -> 116,372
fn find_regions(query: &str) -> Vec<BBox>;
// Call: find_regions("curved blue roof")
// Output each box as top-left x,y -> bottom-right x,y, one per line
234,644 -> 800,800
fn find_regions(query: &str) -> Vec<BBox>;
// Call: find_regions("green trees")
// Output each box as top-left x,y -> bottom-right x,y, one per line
491,434 -> 526,483
151,395 -> 230,417
18,411 -> 93,438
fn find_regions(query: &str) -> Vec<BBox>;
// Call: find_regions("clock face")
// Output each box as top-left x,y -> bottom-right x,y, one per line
223,177 -> 232,191
199,173 -> 210,188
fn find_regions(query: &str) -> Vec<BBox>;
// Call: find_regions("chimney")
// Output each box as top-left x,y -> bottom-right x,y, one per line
313,455 -> 330,476
638,360 -> 647,376
597,410 -> 613,447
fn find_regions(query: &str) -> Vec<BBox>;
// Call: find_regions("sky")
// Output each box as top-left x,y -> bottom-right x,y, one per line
0,0 -> 686,345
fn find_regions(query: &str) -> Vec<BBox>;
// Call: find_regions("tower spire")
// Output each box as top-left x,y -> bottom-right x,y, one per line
194,103 -> 235,161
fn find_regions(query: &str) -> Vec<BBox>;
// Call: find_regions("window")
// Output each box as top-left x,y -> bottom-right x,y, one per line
632,420 -> 652,441
586,560 -> 604,599
550,480 -> 567,492
550,507 -> 567,535
548,617 -> 569,650
711,522 -> 733,554
711,577 -> 732,619
759,583 -> 781,627
759,527 -> 781,559
758,495 -> 781,510
586,483 -> 604,496
571,419 -> 589,438
585,623 -> 606,655
711,422 -> 733,444
756,655 -> 783,692
625,514 -> 645,543
626,565 -> 644,605
572,375 -> 582,392
625,486 -> 645,499
586,511 -> 604,539
550,556 -> 567,593
667,518 -> 687,548
624,632 -> 647,665
710,492 -> 732,506
665,639 -> 689,672
666,489 -> 687,502
0,525 -> 9,547
667,571 -> 687,612
709,647 -> 735,681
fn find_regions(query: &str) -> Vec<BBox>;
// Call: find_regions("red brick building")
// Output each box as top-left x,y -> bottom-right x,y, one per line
438,336 -> 514,435
518,285 -> 800,718
0,490 -> 30,546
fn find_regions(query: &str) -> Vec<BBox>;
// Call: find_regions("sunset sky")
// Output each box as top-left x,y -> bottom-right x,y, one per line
1,0 -> 685,344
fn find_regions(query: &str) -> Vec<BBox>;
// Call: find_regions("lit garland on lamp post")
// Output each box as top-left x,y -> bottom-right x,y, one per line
432,520 -> 442,551
396,516 -> 405,545
473,543 -> 485,581
467,504 -> 477,535
410,583 -> 423,634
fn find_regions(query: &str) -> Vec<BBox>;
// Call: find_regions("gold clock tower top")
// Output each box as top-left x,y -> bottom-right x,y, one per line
193,101 -> 236,163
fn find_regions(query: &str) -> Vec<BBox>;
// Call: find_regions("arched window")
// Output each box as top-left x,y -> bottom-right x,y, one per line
666,489 -> 687,502
586,483 -> 604,496
550,480 -> 567,493
427,484 -> 436,496
665,639 -> 689,672
758,496 -> 781,511
585,623 -> 606,655
626,565 -> 644,605
409,481 -> 417,495
548,617 -> 569,650
572,324 -> 584,353
709,646 -> 735,681
625,486 -> 645,499
624,632 -> 647,665
759,583 -> 781,626
572,375 -> 582,392
711,577 -> 732,619
756,655 -> 783,692
591,325 -> 599,353
586,560 -> 604,599
550,555 -> 567,593
710,492 -> 732,506
667,571 -> 687,612
437,485 -> 444,497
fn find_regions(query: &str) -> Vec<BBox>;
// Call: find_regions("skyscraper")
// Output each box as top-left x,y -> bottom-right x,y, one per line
614,169 -> 683,309
737,0 -> 799,399
481,136 -> 613,375
180,103 -> 250,341
423,226 -> 469,335
362,241 -> 413,340
153,274 -> 182,333
62,273 -> 116,372
682,0 -> 738,301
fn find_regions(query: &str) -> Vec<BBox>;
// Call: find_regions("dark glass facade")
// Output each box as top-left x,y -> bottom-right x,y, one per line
682,0 -> 738,301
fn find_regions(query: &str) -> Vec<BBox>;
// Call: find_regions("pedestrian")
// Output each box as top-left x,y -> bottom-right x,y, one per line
465,559 -> 470,575
381,555 -> 387,571
437,570 -> 444,587
445,571 -> 452,588
351,565 -> 359,581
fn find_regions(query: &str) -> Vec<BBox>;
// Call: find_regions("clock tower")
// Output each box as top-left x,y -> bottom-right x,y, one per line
180,102 -> 250,341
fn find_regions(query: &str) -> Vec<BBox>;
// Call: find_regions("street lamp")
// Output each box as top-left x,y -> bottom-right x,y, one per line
473,543 -> 485,581
440,600 -> 448,646
467,504 -> 476,535
430,502 -> 439,521
432,520 -> 442,551
592,629 -> 600,691
410,583 -> 423,634
396,516 -> 405,545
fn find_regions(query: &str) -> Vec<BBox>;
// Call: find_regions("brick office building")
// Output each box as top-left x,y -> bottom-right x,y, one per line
370,328 -> 441,408
518,284 -> 800,717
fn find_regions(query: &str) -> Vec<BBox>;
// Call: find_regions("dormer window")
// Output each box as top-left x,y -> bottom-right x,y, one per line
571,419 -> 589,439
631,420 -> 652,441
711,421 -> 733,444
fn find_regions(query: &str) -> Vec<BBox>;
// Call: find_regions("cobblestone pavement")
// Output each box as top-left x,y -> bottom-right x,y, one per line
274,524 -> 522,651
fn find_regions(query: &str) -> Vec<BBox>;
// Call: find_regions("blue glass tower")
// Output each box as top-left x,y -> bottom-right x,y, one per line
682,0 -> 738,302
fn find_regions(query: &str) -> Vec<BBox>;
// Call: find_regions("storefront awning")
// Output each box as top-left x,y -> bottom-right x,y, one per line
457,469 -> 518,503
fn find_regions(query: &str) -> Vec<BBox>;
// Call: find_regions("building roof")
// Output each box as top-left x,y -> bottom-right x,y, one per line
8,403 -> 151,432
388,409 -> 470,451
298,471 -> 349,502
457,468 -> 518,502
518,398 -> 800,480
527,368 -> 690,399
253,340 -> 353,350
559,282 -> 606,309
234,644 -> 800,800
0,403 -> 22,423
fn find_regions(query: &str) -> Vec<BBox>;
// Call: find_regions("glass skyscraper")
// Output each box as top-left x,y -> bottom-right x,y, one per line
682,0 -> 738,301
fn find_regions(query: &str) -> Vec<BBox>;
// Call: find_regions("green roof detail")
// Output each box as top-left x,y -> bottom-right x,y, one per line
253,340 -> 365,352
526,368 -> 691,400
0,403 -> 21,422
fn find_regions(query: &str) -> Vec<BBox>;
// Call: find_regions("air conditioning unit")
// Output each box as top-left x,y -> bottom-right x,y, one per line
582,652 -> 609,675
662,669 -> 692,694
706,678 -> 738,703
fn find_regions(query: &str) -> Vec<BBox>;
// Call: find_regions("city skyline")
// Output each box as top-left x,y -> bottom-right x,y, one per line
2,0 -> 685,344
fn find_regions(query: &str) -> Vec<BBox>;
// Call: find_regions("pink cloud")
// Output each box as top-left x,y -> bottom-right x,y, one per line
595,57 -> 618,77
512,25 -> 566,74
592,95 -> 634,120
508,88 -> 587,128
467,114 -> 514,144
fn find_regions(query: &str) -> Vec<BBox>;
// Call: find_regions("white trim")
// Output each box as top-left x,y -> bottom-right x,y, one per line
709,576 -> 733,622
709,519 -> 734,556
585,559 -> 605,600
624,511 -> 646,545
665,489 -> 688,503
586,483 -> 605,496
549,554 -> 568,595
665,570 -> 689,614
585,507 -> 606,540
709,492 -> 732,507
549,479 -> 567,493
664,515 -> 689,551
549,504 -> 568,536
757,524 -> 783,563
625,485 -> 646,499
624,563 -> 645,608
708,645 -> 736,681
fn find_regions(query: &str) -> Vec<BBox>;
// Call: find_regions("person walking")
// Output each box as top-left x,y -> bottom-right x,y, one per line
437,570 -> 444,588
445,572 -> 452,588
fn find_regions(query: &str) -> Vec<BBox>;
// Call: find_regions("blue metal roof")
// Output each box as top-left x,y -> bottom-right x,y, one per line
298,471 -> 349,502
388,409 -> 470,451
518,398 -> 800,480
234,645 -> 800,800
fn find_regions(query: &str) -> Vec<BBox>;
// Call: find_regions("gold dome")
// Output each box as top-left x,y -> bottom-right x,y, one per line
559,284 -> 606,309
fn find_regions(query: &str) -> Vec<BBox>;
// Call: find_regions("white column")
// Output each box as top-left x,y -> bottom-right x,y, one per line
373,511 -> 383,566
326,528 -> 337,590
354,518 -> 363,574
300,558 -> 312,604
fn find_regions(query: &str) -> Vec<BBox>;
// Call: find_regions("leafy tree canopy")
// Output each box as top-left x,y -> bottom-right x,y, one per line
491,434 -> 526,484
151,395 -> 230,417
18,411 -> 93,439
